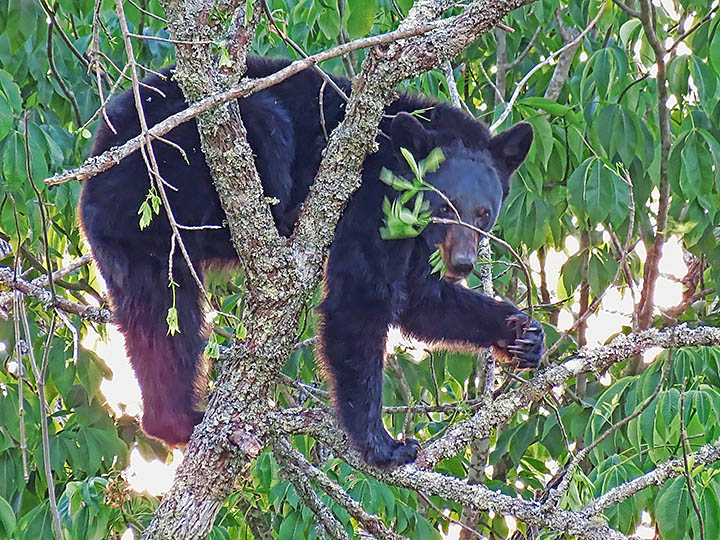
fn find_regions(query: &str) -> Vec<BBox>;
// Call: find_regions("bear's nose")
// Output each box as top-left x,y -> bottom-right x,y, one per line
450,254 -> 475,276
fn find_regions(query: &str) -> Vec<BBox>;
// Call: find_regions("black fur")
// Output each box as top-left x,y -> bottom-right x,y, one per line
80,56 -> 543,467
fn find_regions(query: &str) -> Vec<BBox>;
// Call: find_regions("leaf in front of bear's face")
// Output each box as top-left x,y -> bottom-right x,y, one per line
380,197 -> 430,239
429,247 -> 446,278
419,147 -> 445,177
380,167 -> 416,192
400,147 -> 420,179
379,148 -> 440,239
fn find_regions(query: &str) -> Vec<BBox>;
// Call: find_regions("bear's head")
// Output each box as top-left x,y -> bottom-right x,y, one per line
390,108 -> 533,283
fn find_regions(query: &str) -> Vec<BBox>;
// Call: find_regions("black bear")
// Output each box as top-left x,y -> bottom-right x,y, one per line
80,56 -> 544,468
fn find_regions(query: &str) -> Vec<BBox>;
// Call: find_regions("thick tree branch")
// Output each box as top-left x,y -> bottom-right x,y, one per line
44,23 -> 440,187
419,324 -> 720,467
274,325 -> 720,538
580,437 -> 720,517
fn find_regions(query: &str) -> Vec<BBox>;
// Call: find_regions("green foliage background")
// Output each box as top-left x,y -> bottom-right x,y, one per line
0,0 -> 719,538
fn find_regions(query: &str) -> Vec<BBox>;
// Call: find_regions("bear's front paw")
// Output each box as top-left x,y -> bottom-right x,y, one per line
500,313 -> 544,369
363,437 -> 420,469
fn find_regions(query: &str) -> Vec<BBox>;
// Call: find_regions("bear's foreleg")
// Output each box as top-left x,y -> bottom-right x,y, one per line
320,297 -> 419,468
400,280 -> 544,368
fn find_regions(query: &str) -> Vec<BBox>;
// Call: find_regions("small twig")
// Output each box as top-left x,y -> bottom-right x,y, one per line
319,79 -> 329,142
20,307 -> 64,540
46,19 -> 82,127
386,354 -> 415,439
543,350 -> 671,508
430,217 -> 534,319
545,171 -> 635,359
127,32 -> 214,45
38,0 -> 91,70
55,309 -> 79,365
490,0 -> 609,131
24,112 -> 58,303
477,60 -> 505,105
680,379 -> 705,540
46,20 -> 440,186
581,435 -> 720,518
0,266 -> 112,323
612,0 -> 640,17
634,0 -> 671,342
667,4 -> 719,54
441,61 -> 471,115
151,134 -> 189,162
543,394 -> 573,456
115,0 -> 208,299
418,491 -> 486,539
273,439 -> 349,540
419,324 -> 720,469
11,256 -> 29,481
126,0 -> 166,22
261,0 -> 349,103
278,372 -> 331,403
94,50 -> 168,96
506,24 -> 542,70
273,438 -> 407,540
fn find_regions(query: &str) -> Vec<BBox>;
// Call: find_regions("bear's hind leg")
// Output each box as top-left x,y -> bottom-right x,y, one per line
96,241 -> 207,446
320,300 -> 419,468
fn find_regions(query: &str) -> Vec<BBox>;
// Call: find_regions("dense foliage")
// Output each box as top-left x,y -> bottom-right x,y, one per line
0,0 -> 719,538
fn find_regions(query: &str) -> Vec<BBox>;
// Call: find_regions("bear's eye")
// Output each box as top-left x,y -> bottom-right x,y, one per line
438,204 -> 453,216
475,207 -> 490,225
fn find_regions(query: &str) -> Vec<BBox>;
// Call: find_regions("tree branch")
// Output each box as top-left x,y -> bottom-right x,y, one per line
418,324 -> 720,468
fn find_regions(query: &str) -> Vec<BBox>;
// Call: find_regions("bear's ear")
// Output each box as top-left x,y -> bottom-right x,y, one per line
390,112 -> 432,159
489,122 -> 533,175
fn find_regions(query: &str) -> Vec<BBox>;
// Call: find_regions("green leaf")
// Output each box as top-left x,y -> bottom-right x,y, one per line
519,96 -> 572,117
444,351 -> 474,384
710,20 -> 720,77
655,477 -> 689,540
619,19 -> 642,46
566,157 -> 593,219
166,306 -> 180,335
421,147 -> 445,174
0,451 -> 21,502
593,48 -> 614,100
680,135 -> 700,200
3,130 -> 25,187
690,55 -> 718,115
584,159 -> 612,223
346,0 -> 376,39
594,104 -> 618,159
658,387 -> 680,427
0,495 -> 16,537
668,55 -> 690,97
400,147 -> 419,178
528,115 -> 553,170
317,6 -> 341,40
692,483 -> 720,539
608,169 -> 631,227
617,106 -> 639,165
277,509 -> 301,539
17,503 -> 54,540
0,69 -> 22,112
0,95 -> 12,143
